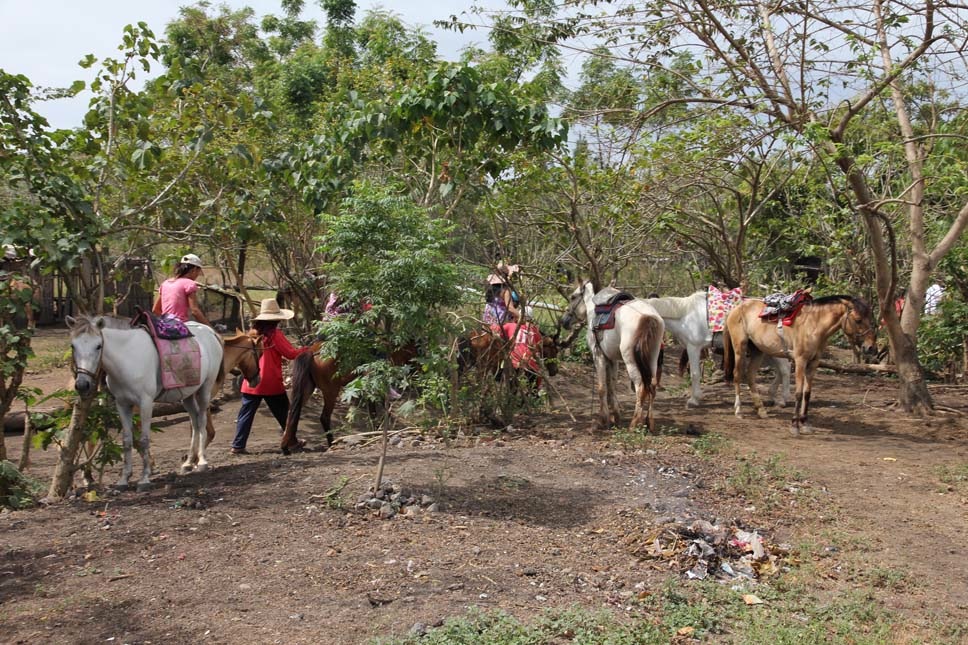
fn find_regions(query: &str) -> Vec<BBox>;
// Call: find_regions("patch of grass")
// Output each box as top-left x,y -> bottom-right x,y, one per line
374,579 -> 919,645
692,432 -> 728,457
935,463 -> 968,488
322,476 -> 350,510
862,566 -> 911,591
726,452 -> 806,510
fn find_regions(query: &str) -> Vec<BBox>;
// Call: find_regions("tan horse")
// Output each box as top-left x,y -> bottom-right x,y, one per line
723,295 -> 877,435
204,330 -> 262,445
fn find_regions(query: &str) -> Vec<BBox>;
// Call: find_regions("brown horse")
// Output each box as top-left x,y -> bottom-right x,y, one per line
281,344 -> 417,454
456,326 -> 560,383
723,295 -> 876,435
204,330 -> 263,446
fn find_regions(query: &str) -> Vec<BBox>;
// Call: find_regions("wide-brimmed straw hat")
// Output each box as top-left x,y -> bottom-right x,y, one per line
487,262 -> 520,284
180,253 -> 203,268
253,298 -> 294,321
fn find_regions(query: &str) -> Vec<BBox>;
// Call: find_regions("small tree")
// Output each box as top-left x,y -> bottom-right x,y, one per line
318,182 -> 465,489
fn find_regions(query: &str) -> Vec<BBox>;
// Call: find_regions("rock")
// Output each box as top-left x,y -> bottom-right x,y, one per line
410,623 -> 427,636
379,503 -> 397,519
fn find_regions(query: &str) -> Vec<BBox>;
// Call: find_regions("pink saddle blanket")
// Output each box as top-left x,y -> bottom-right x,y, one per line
707,285 -> 743,333
156,336 -> 201,390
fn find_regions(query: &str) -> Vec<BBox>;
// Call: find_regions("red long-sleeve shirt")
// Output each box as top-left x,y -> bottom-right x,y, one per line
241,327 -> 307,396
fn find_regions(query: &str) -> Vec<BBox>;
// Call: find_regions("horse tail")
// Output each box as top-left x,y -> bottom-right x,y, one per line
632,315 -> 663,391
285,351 -> 315,430
722,324 -> 734,383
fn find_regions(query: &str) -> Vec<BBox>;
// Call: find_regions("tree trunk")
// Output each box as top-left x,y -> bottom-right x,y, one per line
46,393 -> 97,499
891,333 -> 933,414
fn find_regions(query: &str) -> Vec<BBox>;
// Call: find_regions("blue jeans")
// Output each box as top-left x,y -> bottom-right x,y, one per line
232,393 -> 290,450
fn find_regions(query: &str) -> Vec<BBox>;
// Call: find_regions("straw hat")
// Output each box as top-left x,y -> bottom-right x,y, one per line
253,298 -> 294,321
180,253 -> 203,268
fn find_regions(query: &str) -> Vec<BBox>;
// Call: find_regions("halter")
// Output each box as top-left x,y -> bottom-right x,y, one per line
71,328 -> 104,382
842,305 -> 874,345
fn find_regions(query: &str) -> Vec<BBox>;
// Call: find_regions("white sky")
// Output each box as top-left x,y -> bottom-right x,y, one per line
0,1 -> 500,129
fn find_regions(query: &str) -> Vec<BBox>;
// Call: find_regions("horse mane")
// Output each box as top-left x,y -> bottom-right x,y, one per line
646,291 -> 704,319
809,295 -> 871,316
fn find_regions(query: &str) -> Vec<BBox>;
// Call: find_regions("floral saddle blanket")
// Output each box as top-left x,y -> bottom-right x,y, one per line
132,310 -> 200,390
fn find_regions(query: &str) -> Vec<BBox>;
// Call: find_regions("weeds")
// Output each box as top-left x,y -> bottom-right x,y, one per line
322,476 -> 350,510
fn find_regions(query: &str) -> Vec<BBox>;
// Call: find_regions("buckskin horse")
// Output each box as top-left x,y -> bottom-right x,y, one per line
560,281 -> 664,431
456,324 -> 560,386
723,295 -> 877,435
67,314 -> 224,489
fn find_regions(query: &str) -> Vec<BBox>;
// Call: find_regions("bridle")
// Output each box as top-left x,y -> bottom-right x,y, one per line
842,304 -> 874,346
71,329 -> 104,382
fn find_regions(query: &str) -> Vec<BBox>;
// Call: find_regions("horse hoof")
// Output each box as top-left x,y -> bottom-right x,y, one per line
112,482 -> 130,491
789,426 -> 800,437
180,465 -> 194,475
136,482 -> 153,492
799,425 -> 814,435
195,463 -> 209,473
756,409 -> 769,419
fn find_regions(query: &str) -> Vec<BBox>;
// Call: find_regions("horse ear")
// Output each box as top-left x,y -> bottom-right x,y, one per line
65,315 -> 76,328
95,317 -> 106,330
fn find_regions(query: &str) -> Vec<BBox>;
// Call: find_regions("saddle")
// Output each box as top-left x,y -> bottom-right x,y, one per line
132,308 -> 201,389
758,289 -> 812,327
593,291 -> 634,332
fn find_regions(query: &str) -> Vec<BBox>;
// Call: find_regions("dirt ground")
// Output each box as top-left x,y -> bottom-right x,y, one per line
2,327 -> 967,644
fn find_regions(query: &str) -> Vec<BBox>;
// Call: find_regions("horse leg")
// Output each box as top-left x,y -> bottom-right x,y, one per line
115,404 -> 136,489
685,344 -> 703,408
606,360 -> 621,427
320,390 -> 337,447
592,351 -> 611,429
770,357 -> 791,408
746,351 -> 768,419
790,357 -> 807,436
134,399 -> 154,491
796,358 -> 820,435
182,397 -> 208,473
732,336 -> 747,418
204,407 -> 216,448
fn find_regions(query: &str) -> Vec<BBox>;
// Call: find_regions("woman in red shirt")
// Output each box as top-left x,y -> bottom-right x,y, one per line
230,299 -> 312,454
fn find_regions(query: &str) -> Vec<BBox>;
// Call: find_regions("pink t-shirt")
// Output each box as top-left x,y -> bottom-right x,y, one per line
158,277 -> 198,322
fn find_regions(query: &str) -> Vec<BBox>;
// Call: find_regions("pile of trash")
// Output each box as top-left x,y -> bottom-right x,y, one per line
628,519 -> 791,581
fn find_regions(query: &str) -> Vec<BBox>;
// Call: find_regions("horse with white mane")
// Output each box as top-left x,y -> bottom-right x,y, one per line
645,291 -> 791,408
67,315 -> 223,490
560,281 -> 664,431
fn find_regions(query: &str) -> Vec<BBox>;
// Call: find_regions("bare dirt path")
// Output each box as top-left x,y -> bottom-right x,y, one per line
2,332 -> 966,644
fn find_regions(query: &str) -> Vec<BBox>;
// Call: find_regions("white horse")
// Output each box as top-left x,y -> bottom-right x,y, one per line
645,291 -> 790,408
67,315 -> 224,490
560,281 -> 664,431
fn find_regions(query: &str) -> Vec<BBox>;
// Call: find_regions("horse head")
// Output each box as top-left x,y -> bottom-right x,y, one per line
540,334 -> 560,376
560,280 -> 590,329
843,297 -> 878,358
233,330 -> 264,387
66,315 -> 106,395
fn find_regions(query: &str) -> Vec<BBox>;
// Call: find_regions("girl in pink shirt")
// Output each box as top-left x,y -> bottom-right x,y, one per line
152,253 -> 211,325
